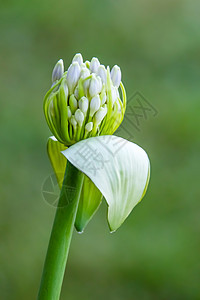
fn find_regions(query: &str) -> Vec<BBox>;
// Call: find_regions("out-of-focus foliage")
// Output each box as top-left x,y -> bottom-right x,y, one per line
0,0 -> 200,299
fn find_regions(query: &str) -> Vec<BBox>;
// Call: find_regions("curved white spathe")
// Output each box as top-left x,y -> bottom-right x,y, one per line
62,135 -> 150,231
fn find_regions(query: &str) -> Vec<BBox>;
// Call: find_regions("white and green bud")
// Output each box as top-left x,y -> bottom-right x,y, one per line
74,86 -> 79,99
69,94 -> 78,113
66,106 -> 72,119
94,105 -> 107,126
96,76 -> 103,93
52,59 -> 64,83
83,78 -> 90,95
111,86 -> 118,106
85,122 -> 93,132
79,96 -> 89,114
44,53 -> 126,146
59,79 -> 68,100
70,115 -> 77,129
72,53 -> 83,66
66,62 -> 81,94
90,57 -> 100,73
89,75 -> 101,97
100,89 -> 106,105
97,65 -> 107,84
111,65 -> 121,88
90,95 -> 101,117
75,109 -> 84,127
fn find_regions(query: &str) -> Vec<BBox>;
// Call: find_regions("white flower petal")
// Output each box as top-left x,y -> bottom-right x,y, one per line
62,135 -> 150,231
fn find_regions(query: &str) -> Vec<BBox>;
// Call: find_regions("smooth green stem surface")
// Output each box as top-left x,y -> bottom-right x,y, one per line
38,162 -> 84,300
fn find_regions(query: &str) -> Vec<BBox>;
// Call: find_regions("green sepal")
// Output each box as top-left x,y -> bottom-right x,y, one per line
76,175 -> 103,232
47,136 -> 67,189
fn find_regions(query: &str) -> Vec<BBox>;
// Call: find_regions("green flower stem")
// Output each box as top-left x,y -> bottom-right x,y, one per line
38,161 -> 84,300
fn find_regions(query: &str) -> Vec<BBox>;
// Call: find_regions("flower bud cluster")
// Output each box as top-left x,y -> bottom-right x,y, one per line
43,53 -> 126,146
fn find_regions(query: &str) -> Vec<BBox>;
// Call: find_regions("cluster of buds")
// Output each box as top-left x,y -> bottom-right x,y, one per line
44,53 -> 126,146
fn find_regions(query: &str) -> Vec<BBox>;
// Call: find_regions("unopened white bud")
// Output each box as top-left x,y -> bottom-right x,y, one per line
72,53 -> 83,66
52,59 -> 64,83
100,90 -> 106,105
111,86 -> 118,105
80,67 -> 90,79
63,81 -> 68,98
75,109 -> 84,126
94,106 -> 107,125
85,122 -> 93,132
69,94 -> 78,113
70,115 -> 77,128
59,80 -> 68,99
74,86 -> 79,99
90,95 -> 101,117
66,62 -> 81,94
111,65 -> 121,88
79,96 -> 89,114
66,106 -> 72,119
97,76 -> 103,92
83,78 -> 90,95
97,65 -> 107,84
89,75 -> 102,97
90,57 -> 100,73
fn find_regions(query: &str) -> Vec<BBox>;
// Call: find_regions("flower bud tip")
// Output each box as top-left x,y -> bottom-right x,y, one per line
111,65 -> 121,88
66,106 -> 72,119
70,115 -> 77,128
94,106 -> 107,126
66,62 -> 81,94
79,96 -> 89,114
97,65 -> 107,84
69,94 -> 78,113
52,59 -> 64,83
85,122 -> 93,132
90,95 -> 101,117
72,53 -> 83,66
90,57 -> 100,73
89,75 -> 102,97
75,109 -> 84,126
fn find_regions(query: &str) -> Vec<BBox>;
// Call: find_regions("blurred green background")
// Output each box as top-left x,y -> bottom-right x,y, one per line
1,0 -> 200,299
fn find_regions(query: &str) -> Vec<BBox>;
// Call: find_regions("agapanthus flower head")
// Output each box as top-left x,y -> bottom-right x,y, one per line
44,53 -> 126,146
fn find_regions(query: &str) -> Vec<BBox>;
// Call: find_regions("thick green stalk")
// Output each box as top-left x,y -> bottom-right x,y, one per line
38,162 -> 84,300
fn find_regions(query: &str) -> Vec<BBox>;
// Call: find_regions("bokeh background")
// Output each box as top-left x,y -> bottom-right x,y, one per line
1,0 -> 200,299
